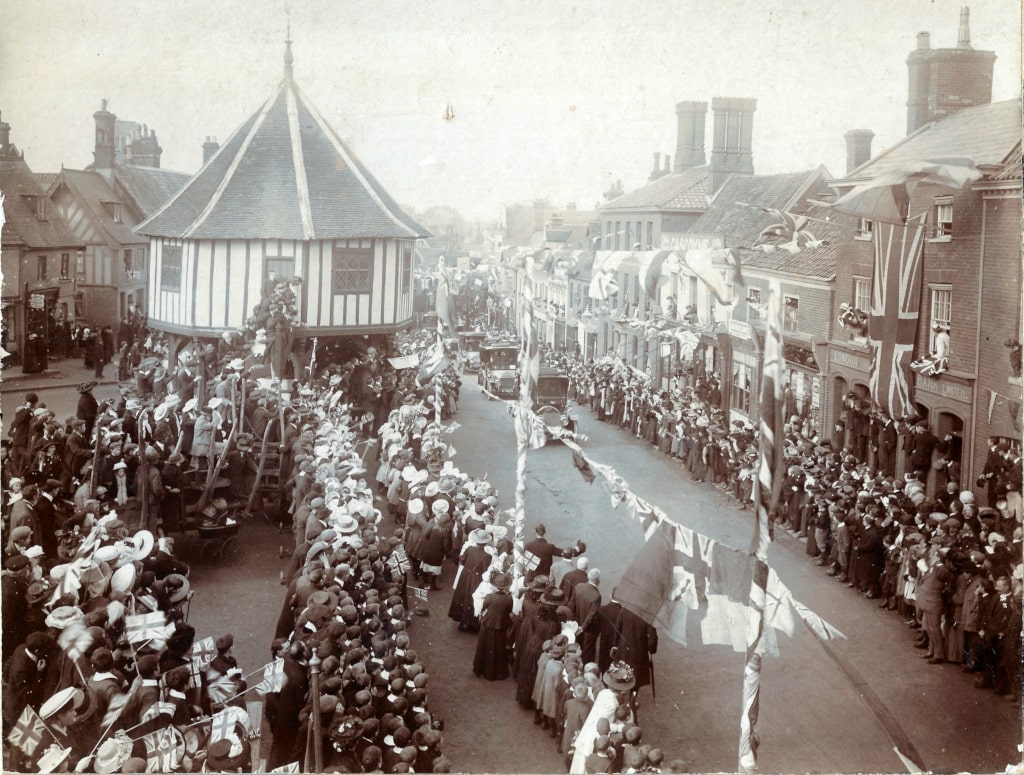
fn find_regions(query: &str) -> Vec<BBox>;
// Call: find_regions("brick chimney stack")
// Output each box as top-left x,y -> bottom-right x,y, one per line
709,97 -> 756,192
203,136 -> 220,164
844,129 -> 874,173
93,98 -> 117,180
674,101 -> 707,172
906,7 -> 995,134
129,126 -> 163,168
649,152 -> 662,181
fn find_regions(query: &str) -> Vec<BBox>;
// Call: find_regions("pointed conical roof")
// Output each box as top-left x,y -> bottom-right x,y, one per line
137,72 -> 428,241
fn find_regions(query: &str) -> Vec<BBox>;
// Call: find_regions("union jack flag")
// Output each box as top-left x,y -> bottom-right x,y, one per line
143,725 -> 181,773
209,705 -> 250,742
141,701 -> 176,722
868,214 -> 927,420
272,763 -> 301,773
254,658 -> 286,696
189,637 -> 216,668
124,611 -> 169,644
7,705 -> 49,756
387,546 -> 410,575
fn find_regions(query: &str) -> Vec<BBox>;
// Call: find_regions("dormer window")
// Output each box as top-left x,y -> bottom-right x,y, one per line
855,218 -> 873,241
105,201 -> 123,223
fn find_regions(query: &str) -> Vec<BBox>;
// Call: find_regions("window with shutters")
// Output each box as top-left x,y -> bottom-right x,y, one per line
332,246 -> 374,294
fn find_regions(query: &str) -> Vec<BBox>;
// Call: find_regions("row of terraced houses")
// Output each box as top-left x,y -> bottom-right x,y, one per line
500,9 -> 1021,499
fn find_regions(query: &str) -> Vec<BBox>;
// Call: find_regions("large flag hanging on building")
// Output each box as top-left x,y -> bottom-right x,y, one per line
868,213 -> 927,420
588,252 -> 630,300
637,250 -> 676,299
680,248 -> 744,305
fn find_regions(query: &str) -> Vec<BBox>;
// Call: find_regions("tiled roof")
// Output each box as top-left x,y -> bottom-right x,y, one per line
0,158 -> 82,249
114,164 -> 190,218
845,99 -> 1021,183
739,204 -> 840,280
688,168 -> 838,280
55,169 -> 145,245
689,169 -> 826,246
602,167 -> 710,212
137,78 -> 429,241
985,143 -> 1023,182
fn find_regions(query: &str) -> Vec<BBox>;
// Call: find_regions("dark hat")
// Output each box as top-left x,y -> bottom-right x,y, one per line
7,554 -> 31,572
78,381 -> 98,393
540,587 -> 567,608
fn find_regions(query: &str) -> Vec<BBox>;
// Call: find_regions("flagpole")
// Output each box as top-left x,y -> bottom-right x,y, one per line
738,279 -> 783,773
511,256 -> 538,590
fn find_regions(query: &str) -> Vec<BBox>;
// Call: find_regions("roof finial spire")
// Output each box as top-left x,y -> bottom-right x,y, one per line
284,3 -> 294,80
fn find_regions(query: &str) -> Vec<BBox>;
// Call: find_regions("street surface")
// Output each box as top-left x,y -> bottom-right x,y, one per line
7,371 -> 1019,773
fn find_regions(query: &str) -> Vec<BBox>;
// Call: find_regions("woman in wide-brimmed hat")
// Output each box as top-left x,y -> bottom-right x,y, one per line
473,571 -> 513,681
448,528 -> 492,632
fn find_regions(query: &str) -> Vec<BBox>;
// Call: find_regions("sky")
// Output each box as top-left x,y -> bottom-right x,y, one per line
2,0 -> 1020,223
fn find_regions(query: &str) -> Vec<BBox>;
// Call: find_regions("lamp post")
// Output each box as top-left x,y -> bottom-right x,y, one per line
306,646 -> 322,773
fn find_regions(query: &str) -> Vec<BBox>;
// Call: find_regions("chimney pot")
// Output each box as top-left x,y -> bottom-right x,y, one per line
651,151 -> 661,180
101,98 -> 108,111
709,97 -> 756,191
844,129 -> 874,173
917,31 -> 930,49
674,101 -> 707,172
663,155 -> 671,173
957,6 -> 971,48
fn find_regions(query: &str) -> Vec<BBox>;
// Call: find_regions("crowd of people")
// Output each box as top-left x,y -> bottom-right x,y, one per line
3,285 -> 1020,772
0,317 -> 475,772
543,349 -> 1023,702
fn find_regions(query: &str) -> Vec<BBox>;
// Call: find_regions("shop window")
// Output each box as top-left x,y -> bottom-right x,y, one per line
331,245 -> 373,294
